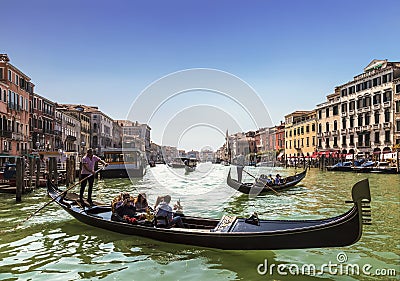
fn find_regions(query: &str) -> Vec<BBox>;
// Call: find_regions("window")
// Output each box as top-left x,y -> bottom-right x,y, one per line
396,84 -> 400,93
312,136 -> 315,146
342,117 -> 346,129
358,134 -> 363,146
365,113 -> 370,125
341,88 -> 347,97
318,110 -> 322,119
383,91 -> 392,102
396,120 -> 400,132
8,70 -> 12,81
349,101 -> 355,110
350,135 -> 354,146
0,68 -> 3,79
306,137 -> 309,147
374,111 -> 379,124
384,109 -> 390,122
333,105 -> 338,115
318,139 -> 322,148
312,124 -> 315,132
384,131 -> 390,142
350,116 -> 354,127
318,123 -> 322,133
306,125 -> 309,133
325,138 -> 330,147
333,120 -> 337,131
375,132 -> 380,143
341,103 -> 347,112
358,115 -> 363,126
365,133 -> 370,146
342,135 -> 346,146
325,108 -> 329,117
373,93 -> 381,105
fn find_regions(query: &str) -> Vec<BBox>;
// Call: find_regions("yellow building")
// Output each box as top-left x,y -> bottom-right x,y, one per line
284,110 -> 317,160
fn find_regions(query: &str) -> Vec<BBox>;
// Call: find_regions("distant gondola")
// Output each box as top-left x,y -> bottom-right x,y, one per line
226,168 -> 307,195
47,179 -> 371,250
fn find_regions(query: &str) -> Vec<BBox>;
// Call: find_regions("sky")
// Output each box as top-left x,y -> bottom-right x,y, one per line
2,0 -> 399,151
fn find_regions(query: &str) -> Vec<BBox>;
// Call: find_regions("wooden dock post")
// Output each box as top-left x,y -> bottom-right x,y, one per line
65,158 -> 70,186
16,157 -> 24,202
49,157 -> 58,186
29,157 -> 34,188
36,157 -> 41,187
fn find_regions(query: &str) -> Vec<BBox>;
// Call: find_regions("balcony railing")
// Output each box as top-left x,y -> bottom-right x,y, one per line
383,101 -> 391,108
348,128 -> 354,133
324,131 -> 331,137
331,130 -> 339,136
373,104 -> 381,110
341,111 -> 347,117
383,122 -> 391,129
341,129 -> 347,134
362,125 -> 370,131
355,127 -> 362,132
349,110 -> 355,115
12,132 -> 23,141
0,130 -> 12,138
372,124 -> 380,130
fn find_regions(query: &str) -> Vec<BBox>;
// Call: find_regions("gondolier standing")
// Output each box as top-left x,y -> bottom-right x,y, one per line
80,148 -> 108,205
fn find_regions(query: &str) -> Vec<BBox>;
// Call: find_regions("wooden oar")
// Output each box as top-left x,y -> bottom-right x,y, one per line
241,169 -> 280,195
4,167 -> 104,233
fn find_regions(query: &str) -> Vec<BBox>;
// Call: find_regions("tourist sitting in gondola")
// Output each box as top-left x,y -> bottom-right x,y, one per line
275,174 -> 282,185
111,192 -> 137,223
154,195 -> 184,228
134,193 -> 149,212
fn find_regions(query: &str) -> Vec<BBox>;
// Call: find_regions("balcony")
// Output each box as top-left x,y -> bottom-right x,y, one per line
0,130 -> 12,138
373,104 -> 381,110
362,125 -> 370,131
357,108 -> 363,113
341,129 -> 347,134
12,132 -> 23,141
383,122 -> 391,129
348,128 -> 354,133
383,101 -> 391,108
317,132 -> 323,137
349,109 -> 355,115
372,124 -> 380,130
355,127 -> 362,132
324,131 -> 331,137
341,111 -> 347,117
362,106 -> 371,113
332,130 -> 339,136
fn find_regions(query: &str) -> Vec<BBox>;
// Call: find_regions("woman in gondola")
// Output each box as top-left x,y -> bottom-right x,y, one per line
134,193 -> 149,212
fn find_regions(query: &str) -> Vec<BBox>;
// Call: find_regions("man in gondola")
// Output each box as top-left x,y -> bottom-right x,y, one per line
80,148 -> 108,206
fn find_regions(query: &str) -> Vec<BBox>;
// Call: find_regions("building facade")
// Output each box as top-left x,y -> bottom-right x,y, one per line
0,54 -> 33,156
337,59 -> 400,159
285,110 -> 317,159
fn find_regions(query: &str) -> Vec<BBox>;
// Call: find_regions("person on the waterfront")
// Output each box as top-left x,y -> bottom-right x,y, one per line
154,195 -> 184,228
80,148 -> 108,205
134,193 -> 149,212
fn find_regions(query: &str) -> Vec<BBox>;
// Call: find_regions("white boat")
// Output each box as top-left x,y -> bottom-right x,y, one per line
100,148 -> 146,178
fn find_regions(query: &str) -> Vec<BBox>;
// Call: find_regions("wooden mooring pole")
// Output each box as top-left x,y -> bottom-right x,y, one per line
16,157 -> 25,202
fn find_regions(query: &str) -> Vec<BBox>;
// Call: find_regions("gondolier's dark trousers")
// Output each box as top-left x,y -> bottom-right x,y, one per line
80,173 -> 95,201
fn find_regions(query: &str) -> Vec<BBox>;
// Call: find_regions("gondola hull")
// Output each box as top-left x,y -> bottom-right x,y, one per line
47,179 -> 371,250
227,168 -> 307,195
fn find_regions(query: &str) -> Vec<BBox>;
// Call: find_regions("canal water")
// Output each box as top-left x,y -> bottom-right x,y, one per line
0,164 -> 398,280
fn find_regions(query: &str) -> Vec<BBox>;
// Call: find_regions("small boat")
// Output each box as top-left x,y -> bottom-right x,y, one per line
100,148 -> 146,178
184,157 -> 197,173
167,158 -> 186,168
226,168 -> 307,195
326,161 -> 353,172
47,178 -> 371,250
371,162 -> 399,174
352,161 -> 376,173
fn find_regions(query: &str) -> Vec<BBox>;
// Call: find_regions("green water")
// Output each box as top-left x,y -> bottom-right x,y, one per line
0,164 -> 398,280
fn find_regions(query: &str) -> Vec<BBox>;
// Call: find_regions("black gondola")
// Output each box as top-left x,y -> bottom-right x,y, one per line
226,168 -> 307,195
47,179 -> 371,250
